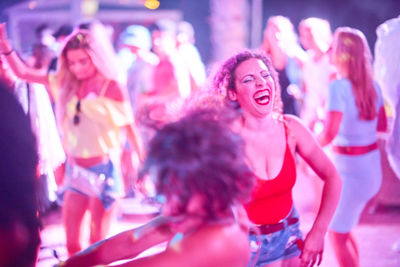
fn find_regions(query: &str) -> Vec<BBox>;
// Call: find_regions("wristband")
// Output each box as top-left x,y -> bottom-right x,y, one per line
2,48 -> 14,56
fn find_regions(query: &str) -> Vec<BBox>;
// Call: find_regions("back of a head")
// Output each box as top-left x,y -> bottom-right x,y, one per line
333,27 -> 371,76
333,27 -> 376,120
143,108 -> 254,219
264,16 -> 300,56
53,24 -> 73,40
149,18 -> 178,35
299,17 -> 332,53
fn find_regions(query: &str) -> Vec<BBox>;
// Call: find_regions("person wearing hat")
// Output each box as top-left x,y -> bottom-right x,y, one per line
118,25 -> 158,198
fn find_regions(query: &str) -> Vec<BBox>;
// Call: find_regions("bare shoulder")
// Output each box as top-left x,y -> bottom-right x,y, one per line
175,224 -> 250,267
104,80 -> 124,102
283,114 -> 309,135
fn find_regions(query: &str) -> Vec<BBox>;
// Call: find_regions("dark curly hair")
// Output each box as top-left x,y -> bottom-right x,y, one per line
142,108 -> 254,220
212,50 -> 283,113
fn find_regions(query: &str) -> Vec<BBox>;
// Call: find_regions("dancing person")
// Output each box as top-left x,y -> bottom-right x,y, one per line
0,80 -> 41,267
176,20 -> 207,92
58,108 -> 255,267
261,16 -> 306,116
299,17 -> 333,133
0,23 -> 144,256
213,50 -> 341,267
140,19 -> 191,126
318,27 -> 387,267
117,24 -> 158,197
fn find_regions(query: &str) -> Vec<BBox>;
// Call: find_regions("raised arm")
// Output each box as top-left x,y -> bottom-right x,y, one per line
286,115 -> 341,266
0,23 -> 49,85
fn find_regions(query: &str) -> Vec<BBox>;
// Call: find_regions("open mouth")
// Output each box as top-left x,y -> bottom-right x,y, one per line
253,89 -> 271,105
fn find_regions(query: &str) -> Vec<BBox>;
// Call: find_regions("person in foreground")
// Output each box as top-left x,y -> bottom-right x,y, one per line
59,108 -> 255,267
213,50 -> 342,267
318,27 -> 387,267
0,81 -> 40,267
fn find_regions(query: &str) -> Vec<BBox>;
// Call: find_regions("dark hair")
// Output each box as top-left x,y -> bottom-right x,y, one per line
0,81 -> 40,267
142,108 -> 254,220
213,50 -> 283,113
53,24 -> 73,39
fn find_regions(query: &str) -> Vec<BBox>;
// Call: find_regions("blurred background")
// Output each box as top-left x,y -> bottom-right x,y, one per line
0,0 -> 399,68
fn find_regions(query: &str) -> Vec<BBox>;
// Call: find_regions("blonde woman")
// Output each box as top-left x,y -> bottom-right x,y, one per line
0,23 -> 143,256
318,27 -> 387,266
261,16 -> 306,116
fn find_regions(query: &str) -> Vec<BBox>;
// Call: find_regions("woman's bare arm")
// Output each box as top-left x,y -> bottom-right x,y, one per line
63,216 -> 173,267
0,23 -> 49,85
317,111 -> 342,146
286,115 -> 342,266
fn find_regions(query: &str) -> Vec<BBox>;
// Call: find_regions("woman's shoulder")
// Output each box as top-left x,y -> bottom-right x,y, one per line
283,114 -> 306,131
179,223 -> 250,266
102,80 -> 125,102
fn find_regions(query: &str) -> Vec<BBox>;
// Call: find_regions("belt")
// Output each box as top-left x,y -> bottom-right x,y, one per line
253,217 -> 299,235
332,142 -> 378,155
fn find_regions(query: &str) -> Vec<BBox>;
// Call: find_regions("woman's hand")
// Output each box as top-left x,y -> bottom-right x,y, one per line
0,23 -> 12,54
300,228 -> 325,267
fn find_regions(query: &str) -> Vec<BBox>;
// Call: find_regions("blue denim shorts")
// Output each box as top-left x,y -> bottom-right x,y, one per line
65,161 -> 122,209
247,210 -> 303,266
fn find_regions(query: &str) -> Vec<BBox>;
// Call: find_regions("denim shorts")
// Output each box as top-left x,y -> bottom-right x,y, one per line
247,210 -> 303,266
65,161 -> 122,209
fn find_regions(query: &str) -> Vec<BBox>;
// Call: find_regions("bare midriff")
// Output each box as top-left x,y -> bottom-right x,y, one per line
70,155 -> 109,168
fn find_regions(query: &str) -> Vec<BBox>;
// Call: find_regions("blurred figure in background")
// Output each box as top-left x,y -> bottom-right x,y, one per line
0,80 -> 41,267
374,15 -> 400,254
176,21 -> 207,92
140,18 -> 191,126
261,15 -> 306,116
118,24 -> 158,115
299,17 -> 334,133
318,27 -> 387,267
0,23 -> 143,256
29,23 -> 56,70
374,15 -> 400,179
48,24 -> 74,72
117,24 -> 158,197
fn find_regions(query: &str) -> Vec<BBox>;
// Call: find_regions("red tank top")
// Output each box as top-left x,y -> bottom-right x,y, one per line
244,123 -> 297,224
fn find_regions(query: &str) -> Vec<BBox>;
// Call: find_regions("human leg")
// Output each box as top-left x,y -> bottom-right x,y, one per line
329,230 -> 359,267
88,197 -> 118,244
63,190 -> 89,256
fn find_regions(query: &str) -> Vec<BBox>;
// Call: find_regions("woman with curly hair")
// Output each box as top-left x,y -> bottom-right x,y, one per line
213,50 -> 341,267
318,27 -> 387,267
60,108 -> 255,267
0,22 -> 143,256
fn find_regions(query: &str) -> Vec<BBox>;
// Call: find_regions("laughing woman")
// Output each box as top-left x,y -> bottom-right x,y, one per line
0,23 -> 143,256
213,50 -> 341,267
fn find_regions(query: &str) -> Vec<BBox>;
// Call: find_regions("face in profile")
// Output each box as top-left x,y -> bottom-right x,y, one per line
66,48 -> 97,80
232,58 -> 275,117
